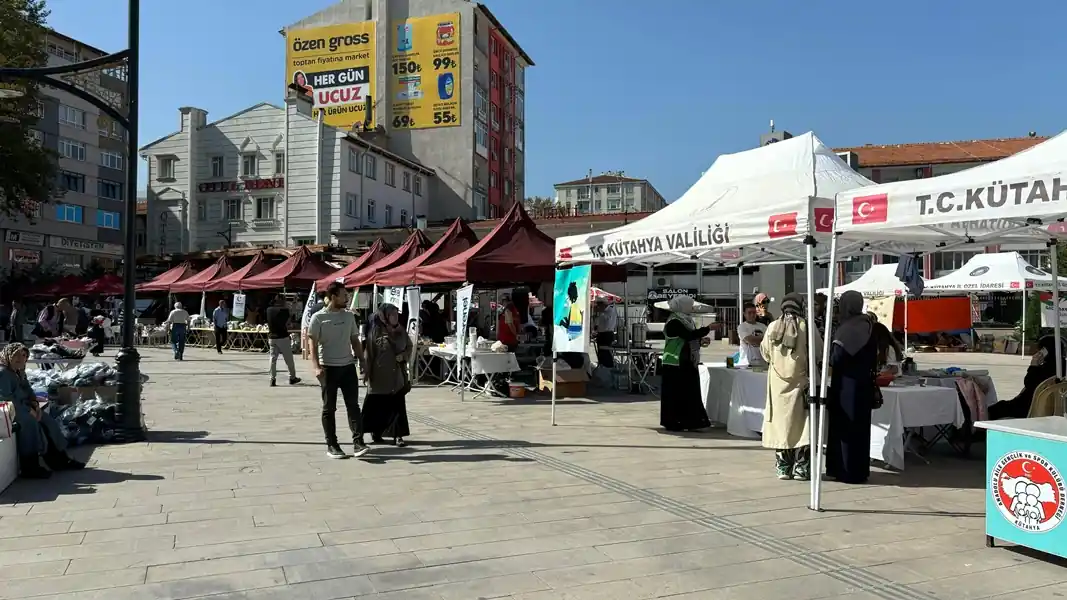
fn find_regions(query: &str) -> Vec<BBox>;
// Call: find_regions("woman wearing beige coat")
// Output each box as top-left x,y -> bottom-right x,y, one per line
760,293 -> 822,481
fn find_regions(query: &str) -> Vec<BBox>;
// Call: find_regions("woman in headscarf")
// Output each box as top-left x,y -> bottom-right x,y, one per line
760,293 -> 821,480
660,295 -> 712,432
868,312 -> 905,374
56,298 -> 79,335
989,334 -> 1066,420
825,290 -> 879,484
0,343 -> 85,478
361,303 -> 412,446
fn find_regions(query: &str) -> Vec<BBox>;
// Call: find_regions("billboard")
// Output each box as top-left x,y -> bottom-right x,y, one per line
285,22 -> 377,129
389,13 -> 461,130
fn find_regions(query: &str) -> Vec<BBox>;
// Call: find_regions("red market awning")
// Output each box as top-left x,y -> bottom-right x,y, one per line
339,230 -> 433,289
135,262 -> 197,293
315,238 -> 391,292
240,246 -> 339,290
372,218 -> 479,287
27,275 -> 85,298
170,256 -> 235,294
75,273 -> 124,296
203,253 -> 270,292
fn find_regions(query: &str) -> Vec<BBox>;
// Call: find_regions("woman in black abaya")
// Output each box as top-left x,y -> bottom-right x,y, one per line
659,295 -> 712,432
825,290 -> 879,484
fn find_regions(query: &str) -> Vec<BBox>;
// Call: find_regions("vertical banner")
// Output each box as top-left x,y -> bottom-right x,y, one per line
349,288 -> 359,311
232,293 -> 247,320
389,13 -> 461,130
552,265 -> 592,353
285,22 -> 377,129
406,287 -> 422,377
1042,295 -> 1067,327
383,287 -> 404,308
456,284 -> 474,356
301,288 -> 317,329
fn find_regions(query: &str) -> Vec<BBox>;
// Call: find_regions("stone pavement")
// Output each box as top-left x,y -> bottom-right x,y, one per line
1,347 -> 1066,599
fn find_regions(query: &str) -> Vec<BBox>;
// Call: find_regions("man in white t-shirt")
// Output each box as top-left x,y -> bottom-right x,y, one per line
736,302 -> 767,367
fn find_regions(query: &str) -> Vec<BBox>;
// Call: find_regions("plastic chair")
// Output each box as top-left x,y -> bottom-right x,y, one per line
1027,377 -> 1063,418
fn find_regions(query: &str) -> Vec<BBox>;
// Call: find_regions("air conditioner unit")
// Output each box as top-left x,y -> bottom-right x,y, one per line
657,277 -> 668,286
835,151 -> 860,169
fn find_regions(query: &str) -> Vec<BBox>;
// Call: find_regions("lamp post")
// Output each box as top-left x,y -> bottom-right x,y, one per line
0,0 -> 143,442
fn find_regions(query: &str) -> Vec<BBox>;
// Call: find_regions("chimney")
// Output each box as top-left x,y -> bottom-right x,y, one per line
178,106 -> 208,131
285,83 -> 314,117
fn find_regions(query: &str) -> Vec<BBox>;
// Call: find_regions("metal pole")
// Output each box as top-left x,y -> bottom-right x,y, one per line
1020,291 -> 1025,357
812,233 -> 839,511
803,240 -> 817,509
1052,241 -> 1062,378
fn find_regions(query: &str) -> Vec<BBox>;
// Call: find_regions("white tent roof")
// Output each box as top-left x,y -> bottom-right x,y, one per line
817,264 -> 911,297
833,131 -> 1067,251
556,132 -> 873,266
924,251 -> 1067,292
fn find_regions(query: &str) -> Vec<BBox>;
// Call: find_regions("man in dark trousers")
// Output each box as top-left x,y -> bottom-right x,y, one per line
266,295 -> 300,387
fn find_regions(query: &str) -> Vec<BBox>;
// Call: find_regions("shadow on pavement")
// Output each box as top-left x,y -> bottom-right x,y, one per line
1,468 -> 165,503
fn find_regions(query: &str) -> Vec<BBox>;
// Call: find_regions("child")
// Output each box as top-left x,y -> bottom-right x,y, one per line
87,315 -> 106,357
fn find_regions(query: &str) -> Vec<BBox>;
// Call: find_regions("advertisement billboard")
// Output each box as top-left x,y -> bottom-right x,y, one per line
285,22 -> 377,129
388,13 -> 461,130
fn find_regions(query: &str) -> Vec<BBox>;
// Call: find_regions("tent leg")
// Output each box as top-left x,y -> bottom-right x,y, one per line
813,233 -> 839,512
1052,242 -> 1062,379
737,264 -> 744,333
1021,291 -> 1026,356
803,241 -> 818,511
623,278 -> 632,392
551,351 -> 557,425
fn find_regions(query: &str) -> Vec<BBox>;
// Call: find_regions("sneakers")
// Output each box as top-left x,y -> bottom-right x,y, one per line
269,379 -> 276,387
352,442 -> 370,458
325,444 -> 349,459
289,376 -> 301,385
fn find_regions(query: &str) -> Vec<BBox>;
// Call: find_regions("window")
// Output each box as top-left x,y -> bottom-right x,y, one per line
364,154 -> 377,179
274,152 -> 285,174
58,105 -> 86,129
402,171 -> 411,191
607,185 -> 620,195
241,153 -> 258,176
211,156 -> 224,177
515,64 -> 525,91
55,203 -> 83,223
504,86 -> 511,106
490,103 -> 499,130
103,65 -> 127,81
348,148 -> 361,173
32,100 -> 43,118
385,163 -> 395,186
225,198 -> 242,221
293,237 -> 314,246
624,184 -> 635,197
504,179 -> 512,197
490,141 -> 498,161
475,122 -> 488,157
58,138 -> 85,161
384,204 -> 393,226
27,129 -> 42,146
577,188 -> 589,200
156,156 -> 173,179
516,122 -> 524,151
490,172 -> 497,189
46,43 -> 78,62
102,151 -> 124,171
98,179 -> 123,200
197,201 -> 207,221
400,209 -> 409,227
489,37 -> 496,55
53,253 -> 82,269
515,91 -> 524,117
61,171 -> 85,193
414,175 -> 422,196
932,251 -> 979,278
843,255 -> 874,283
346,193 -> 358,217
505,115 -> 513,132
1019,250 -> 1051,271
96,210 -> 121,229
255,197 -> 275,220
366,199 -> 376,222
475,86 -> 488,122
503,147 -> 511,165
608,199 -> 621,212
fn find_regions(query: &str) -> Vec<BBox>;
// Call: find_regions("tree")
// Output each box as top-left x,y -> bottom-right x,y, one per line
524,196 -> 554,214
0,0 -> 60,220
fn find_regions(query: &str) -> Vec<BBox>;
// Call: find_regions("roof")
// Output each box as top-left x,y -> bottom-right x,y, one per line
170,256 -> 235,294
333,230 -> 434,290
372,219 -> 479,286
47,29 -> 110,59
135,262 -> 196,293
203,253 -> 270,292
139,102 -> 280,153
477,3 -> 534,66
554,174 -> 648,187
833,136 -> 1049,168
239,246 -> 338,290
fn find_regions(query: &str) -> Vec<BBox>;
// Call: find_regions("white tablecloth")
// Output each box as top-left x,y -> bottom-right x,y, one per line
699,365 -> 967,470
470,352 -> 519,375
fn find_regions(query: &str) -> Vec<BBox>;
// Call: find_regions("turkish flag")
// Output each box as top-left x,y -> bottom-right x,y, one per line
813,207 -> 835,233
768,213 -> 798,239
852,193 -> 888,225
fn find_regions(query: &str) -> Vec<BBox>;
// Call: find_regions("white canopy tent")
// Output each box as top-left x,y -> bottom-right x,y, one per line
923,251 -> 1067,292
815,130 -> 1067,511
817,264 -> 911,297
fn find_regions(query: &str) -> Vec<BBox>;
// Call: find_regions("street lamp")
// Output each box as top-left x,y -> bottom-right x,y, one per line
0,0 -> 143,442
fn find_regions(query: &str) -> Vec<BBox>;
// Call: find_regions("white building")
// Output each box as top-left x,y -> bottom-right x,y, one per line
139,90 -> 435,254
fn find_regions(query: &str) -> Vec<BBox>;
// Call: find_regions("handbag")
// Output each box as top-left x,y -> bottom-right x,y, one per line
871,370 -> 885,410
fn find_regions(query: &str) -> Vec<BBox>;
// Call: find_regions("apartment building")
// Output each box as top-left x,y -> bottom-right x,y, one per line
284,0 -> 532,221
553,174 -> 668,214
139,90 -> 434,254
1,31 -> 129,272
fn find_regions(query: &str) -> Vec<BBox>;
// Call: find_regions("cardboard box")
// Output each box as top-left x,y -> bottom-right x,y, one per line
537,367 -> 589,398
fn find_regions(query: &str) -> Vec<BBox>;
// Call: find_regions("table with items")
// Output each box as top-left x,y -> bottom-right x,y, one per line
699,364 -> 999,470
608,346 -> 662,396
425,341 -> 520,398
188,327 -> 280,352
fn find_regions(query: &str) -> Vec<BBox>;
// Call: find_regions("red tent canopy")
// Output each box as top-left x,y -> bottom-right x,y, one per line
373,219 -> 478,287
240,246 -> 339,290
27,275 -> 85,298
170,256 -> 235,294
204,253 -> 270,292
414,203 -> 626,284
315,238 -> 391,291
136,262 -> 196,293
339,230 -> 433,289
75,273 -> 124,296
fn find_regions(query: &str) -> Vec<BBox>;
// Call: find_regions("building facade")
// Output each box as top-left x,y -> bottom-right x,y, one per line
833,134 -> 1050,281
284,0 -> 532,222
139,92 -> 434,254
1,31 -> 129,272
553,174 -> 668,214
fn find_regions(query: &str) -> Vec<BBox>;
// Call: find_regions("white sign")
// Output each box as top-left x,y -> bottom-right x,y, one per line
456,284 -> 474,356
8,249 -> 40,265
49,235 -> 122,256
232,293 -> 247,320
301,288 -> 317,330
1042,297 -> 1067,327
406,287 -> 421,376
383,287 -> 404,309
5,230 -> 44,246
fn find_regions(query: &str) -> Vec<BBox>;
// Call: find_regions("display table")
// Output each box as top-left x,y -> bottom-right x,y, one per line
976,417 -> 1067,559
468,351 -> 519,399
189,328 -> 273,352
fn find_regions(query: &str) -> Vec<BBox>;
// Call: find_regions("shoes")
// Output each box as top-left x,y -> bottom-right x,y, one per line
289,376 -> 301,385
325,444 -> 349,459
352,442 -> 370,458
371,434 -> 385,445
269,379 -> 276,387
395,438 -> 407,448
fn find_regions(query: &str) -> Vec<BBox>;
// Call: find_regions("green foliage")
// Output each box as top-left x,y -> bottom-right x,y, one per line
0,0 -> 60,220
1020,290 -> 1043,343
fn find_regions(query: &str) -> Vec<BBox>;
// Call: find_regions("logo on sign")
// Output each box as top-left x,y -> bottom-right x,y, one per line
969,267 -> 990,277
1026,265 -> 1048,277
991,451 -> 1066,533
768,213 -> 798,239
558,247 -> 573,260
813,208 -> 834,233
852,193 -> 888,225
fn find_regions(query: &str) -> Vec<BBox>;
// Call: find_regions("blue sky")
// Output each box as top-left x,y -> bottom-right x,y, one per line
45,0 -> 1066,200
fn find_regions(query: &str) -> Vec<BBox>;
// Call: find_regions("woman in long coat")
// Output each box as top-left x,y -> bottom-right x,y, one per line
760,293 -> 821,481
659,295 -> 712,432
825,290 -> 878,484
362,303 -> 413,446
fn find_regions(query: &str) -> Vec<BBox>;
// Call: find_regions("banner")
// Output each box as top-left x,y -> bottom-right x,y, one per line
1042,296 -> 1067,327
349,288 -> 359,311
232,293 -> 247,320
285,22 -> 377,129
456,284 -> 474,356
383,287 -> 404,308
389,13 -> 461,130
301,288 -> 317,330
552,265 -> 592,353
406,287 -> 422,376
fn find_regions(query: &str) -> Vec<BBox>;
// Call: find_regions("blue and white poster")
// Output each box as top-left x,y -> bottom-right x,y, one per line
552,265 -> 591,353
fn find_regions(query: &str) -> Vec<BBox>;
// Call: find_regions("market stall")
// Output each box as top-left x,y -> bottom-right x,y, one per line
135,261 -> 196,293
830,129 -> 1067,536
370,218 -> 479,287
317,238 -> 391,291
239,246 -> 338,290
332,230 -> 433,290
201,252 -> 269,292
169,256 -> 234,294
75,273 -> 124,296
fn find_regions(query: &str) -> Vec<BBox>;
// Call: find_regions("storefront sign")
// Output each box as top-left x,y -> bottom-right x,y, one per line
198,178 -> 285,194
5,230 -> 45,246
646,287 -> 696,302
8,248 -> 41,265
49,236 -> 123,256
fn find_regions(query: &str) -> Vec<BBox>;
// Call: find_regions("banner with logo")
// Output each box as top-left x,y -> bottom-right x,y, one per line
552,265 -> 592,353
1041,295 -> 1067,327
383,287 -> 404,309
389,13 -> 461,130
455,284 -> 474,356
301,288 -> 318,330
406,287 -> 422,375
232,293 -> 247,320
285,22 -> 376,129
